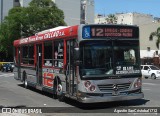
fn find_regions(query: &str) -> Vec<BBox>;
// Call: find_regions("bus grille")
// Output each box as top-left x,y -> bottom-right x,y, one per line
98,83 -> 131,92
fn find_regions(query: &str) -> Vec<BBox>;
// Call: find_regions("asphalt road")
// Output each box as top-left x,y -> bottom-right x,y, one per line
0,72 -> 160,116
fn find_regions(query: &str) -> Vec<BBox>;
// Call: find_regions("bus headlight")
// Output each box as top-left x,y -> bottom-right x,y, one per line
134,78 -> 142,88
89,85 -> 96,92
84,81 -> 91,88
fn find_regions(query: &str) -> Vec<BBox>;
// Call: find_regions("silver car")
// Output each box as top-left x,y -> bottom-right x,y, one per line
141,65 -> 160,79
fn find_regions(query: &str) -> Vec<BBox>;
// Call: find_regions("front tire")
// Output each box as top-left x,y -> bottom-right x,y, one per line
151,74 -> 156,79
57,83 -> 65,102
144,77 -> 148,79
53,78 -> 65,102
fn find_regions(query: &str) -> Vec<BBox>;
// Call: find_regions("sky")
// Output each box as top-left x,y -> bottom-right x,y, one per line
95,0 -> 160,17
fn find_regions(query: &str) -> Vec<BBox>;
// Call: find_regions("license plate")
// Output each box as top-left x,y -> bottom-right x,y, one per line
112,91 -> 119,96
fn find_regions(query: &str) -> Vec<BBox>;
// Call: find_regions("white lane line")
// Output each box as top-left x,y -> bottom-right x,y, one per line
143,89 -> 151,90
143,83 -> 158,86
0,73 -> 14,77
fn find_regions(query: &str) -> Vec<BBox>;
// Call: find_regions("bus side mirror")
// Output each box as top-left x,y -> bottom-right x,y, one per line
74,48 -> 80,61
74,48 -> 82,65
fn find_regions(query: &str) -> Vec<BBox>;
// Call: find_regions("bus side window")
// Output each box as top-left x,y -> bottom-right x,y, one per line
21,45 -> 34,65
53,41 -> 64,68
22,45 -> 28,64
28,45 -> 34,65
44,42 -> 53,66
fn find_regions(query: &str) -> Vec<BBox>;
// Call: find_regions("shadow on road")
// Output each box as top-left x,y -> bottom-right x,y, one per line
17,83 -> 149,111
0,105 -> 26,108
64,98 -> 149,110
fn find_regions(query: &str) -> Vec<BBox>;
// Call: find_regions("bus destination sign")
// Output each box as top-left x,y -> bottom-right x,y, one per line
82,25 -> 139,39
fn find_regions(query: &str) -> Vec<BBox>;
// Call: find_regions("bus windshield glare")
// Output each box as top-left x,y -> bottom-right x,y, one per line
80,40 -> 141,78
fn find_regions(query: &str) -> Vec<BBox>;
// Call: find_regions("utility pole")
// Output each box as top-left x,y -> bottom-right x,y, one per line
80,0 -> 87,24
1,0 -> 3,23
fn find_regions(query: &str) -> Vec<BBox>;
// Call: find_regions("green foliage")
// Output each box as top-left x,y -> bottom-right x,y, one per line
20,0 -> 66,37
150,27 -> 160,49
106,14 -> 117,24
0,0 -> 66,58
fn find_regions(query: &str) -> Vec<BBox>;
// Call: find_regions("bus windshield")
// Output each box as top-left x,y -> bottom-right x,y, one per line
80,40 -> 141,78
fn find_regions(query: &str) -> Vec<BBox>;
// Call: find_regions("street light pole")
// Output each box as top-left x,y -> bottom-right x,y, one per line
80,0 -> 87,24
1,0 -> 3,23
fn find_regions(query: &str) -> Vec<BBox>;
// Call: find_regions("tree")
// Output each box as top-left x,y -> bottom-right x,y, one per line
106,14 -> 117,24
21,0 -> 66,37
0,0 -> 66,59
150,27 -> 160,49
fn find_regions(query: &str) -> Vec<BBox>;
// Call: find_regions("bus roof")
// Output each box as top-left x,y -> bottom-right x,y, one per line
13,25 -> 79,46
13,24 -> 139,46
35,26 -> 70,35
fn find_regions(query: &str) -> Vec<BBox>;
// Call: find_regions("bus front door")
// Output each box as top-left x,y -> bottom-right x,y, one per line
66,40 -> 76,96
36,44 -> 42,86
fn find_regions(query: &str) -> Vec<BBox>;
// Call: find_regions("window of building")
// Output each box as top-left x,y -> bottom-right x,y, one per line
147,47 -> 150,51
149,35 -> 153,41
14,0 -> 19,2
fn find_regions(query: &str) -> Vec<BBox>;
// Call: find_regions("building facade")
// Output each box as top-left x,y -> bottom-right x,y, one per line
140,23 -> 160,58
116,12 -> 153,25
94,14 -> 107,24
18,0 -> 95,26
19,0 -> 31,7
0,0 -> 14,23
54,0 -> 94,26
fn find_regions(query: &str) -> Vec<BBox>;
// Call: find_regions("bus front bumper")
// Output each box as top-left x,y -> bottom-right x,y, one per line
78,92 -> 144,103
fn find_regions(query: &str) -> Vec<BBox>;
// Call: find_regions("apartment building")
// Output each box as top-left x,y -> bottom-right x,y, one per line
19,0 -> 31,7
116,12 -> 153,25
18,0 -> 94,26
0,0 -> 14,23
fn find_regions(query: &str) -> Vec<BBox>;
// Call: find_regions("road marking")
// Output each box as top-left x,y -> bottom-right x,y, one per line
143,83 -> 158,86
0,73 -> 14,77
143,89 -> 151,90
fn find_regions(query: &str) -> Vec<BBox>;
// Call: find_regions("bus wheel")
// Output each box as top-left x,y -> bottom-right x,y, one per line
144,77 -> 148,79
53,79 -> 65,101
57,83 -> 65,102
151,74 -> 156,79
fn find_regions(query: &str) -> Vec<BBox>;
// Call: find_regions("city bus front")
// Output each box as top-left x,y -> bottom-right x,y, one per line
76,25 -> 144,103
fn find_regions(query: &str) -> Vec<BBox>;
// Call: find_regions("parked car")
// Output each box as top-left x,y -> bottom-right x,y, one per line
1,63 -> 14,72
141,65 -> 160,79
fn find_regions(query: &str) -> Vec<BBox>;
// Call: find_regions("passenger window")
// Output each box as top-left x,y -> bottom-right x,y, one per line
44,42 -> 53,66
144,66 -> 149,70
28,45 -> 34,65
53,40 -> 64,68
21,45 -> 34,65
